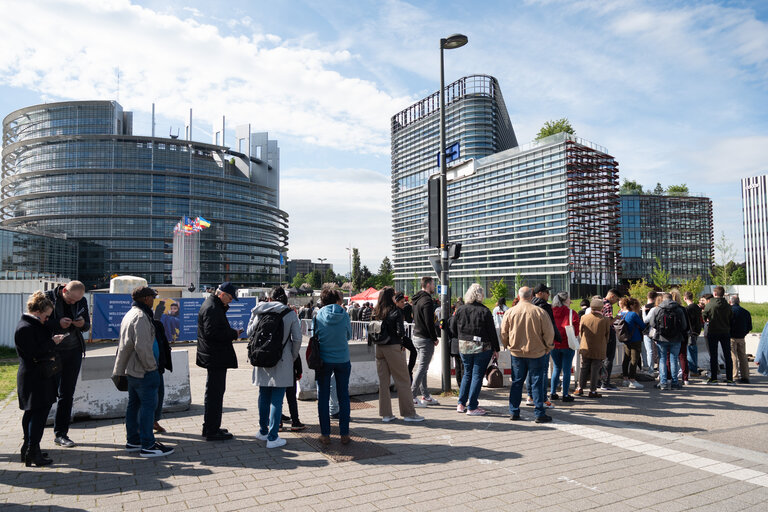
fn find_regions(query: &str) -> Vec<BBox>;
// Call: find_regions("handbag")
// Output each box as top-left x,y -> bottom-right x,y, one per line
367,320 -> 390,345
484,355 -> 504,388
306,318 -> 323,370
565,309 -> 580,351
111,374 -> 128,392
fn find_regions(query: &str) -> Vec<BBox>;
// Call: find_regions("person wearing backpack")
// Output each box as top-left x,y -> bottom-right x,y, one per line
247,287 -> 302,449
617,297 -> 646,389
313,288 -> 352,445
649,292 -> 689,390
197,282 -> 242,441
703,286 -> 734,384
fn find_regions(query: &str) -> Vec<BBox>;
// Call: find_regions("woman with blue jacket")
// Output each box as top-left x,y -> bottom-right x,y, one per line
619,297 -> 647,389
314,288 -> 352,446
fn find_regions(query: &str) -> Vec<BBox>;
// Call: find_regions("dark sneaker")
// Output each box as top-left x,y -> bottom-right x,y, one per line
562,395 -> 575,402
125,442 -> 142,452
509,413 -> 521,421
549,393 -> 560,400
600,383 -> 619,391
587,392 -> 602,398
535,415 -> 552,424
206,430 -> 234,441
330,412 -> 340,420
725,380 -> 735,386
54,436 -> 76,448
671,382 -> 682,390
706,378 -> 718,385
290,422 -> 307,432
139,442 -> 174,458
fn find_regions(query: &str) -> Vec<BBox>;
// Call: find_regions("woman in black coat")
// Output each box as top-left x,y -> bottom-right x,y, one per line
15,291 -> 65,467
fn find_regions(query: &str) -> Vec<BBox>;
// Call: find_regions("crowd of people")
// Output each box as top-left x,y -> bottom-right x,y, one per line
13,278 -> 767,466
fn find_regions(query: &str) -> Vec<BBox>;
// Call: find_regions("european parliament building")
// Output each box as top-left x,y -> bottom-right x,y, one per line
391,75 -> 620,298
1,101 -> 288,288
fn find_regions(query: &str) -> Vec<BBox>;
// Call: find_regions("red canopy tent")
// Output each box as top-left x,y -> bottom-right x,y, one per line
349,287 -> 380,304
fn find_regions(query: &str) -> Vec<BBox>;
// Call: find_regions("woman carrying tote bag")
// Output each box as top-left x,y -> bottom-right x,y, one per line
551,291 -> 580,402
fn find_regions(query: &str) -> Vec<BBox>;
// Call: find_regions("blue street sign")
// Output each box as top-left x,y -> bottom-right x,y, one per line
436,142 -> 460,167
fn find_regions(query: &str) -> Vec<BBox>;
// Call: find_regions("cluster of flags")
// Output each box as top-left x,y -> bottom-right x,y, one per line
173,216 -> 212,235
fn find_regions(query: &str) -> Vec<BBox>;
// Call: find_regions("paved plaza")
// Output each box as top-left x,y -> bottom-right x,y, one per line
1,342 -> 768,511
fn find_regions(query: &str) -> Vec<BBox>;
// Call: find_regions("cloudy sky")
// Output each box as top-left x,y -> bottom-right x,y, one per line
1,0 -> 766,274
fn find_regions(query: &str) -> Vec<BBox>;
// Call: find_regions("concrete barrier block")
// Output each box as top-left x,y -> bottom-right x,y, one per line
49,349 -> 191,422
297,340 -> 380,400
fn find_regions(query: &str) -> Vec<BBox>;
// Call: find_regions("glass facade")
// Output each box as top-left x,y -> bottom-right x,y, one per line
0,227 -> 78,279
391,77 -> 620,298
742,175 -> 768,286
620,194 -> 713,284
2,101 -> 288,288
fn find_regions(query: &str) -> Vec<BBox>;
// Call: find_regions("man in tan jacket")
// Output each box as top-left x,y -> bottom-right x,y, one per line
501,286 -> 555,422
113,286 -> 174,458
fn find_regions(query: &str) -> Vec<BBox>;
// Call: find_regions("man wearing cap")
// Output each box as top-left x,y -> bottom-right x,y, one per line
600,289 -> 621,391
197,282 -> 242,441
113,286 -> 174,457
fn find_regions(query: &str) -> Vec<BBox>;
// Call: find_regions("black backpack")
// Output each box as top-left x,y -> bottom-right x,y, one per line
613,315 -> 631,343
657,306 -> 682,339
248,309 -> 292,367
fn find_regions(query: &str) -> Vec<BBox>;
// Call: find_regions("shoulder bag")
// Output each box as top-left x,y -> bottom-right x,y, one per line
306,318 -> 323,370
565,309 -> 580,351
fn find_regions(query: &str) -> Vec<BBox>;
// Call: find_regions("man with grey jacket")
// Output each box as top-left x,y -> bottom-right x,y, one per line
649,293 -> 689,390
247,286 -> 302,449
113,286 -> 173,458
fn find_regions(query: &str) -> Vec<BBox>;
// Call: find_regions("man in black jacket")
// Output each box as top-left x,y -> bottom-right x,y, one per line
197,282 -> 242,441
152,319 -> 173,433
683,291 -> 703,376
410,277 -> 440,407
45,281 -> 90,448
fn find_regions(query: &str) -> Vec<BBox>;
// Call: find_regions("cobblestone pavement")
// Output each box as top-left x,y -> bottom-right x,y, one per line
1,342 -> 767,511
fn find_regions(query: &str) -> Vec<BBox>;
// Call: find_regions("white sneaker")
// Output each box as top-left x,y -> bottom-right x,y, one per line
622,379 -> 630,387
628,380 -> 643,389
255,432 -> 269,441
525,397 -> 534,406
413,398 -> 428,408
382,415 -> 397,423
403,414 -> 425,422
266,437 -> 286,449
421,396 -> 440,406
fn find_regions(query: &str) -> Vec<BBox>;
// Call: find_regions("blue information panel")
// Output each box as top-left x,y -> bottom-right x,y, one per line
92,294 -> 256,341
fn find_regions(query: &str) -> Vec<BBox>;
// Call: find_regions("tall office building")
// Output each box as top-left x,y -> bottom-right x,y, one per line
2,100 -> 288,288
742,174 -> 768,286
620,194 -> 713,284
391,76 -> 620,297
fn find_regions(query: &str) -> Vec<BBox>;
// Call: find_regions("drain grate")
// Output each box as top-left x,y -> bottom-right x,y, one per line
294,424 -> 391,462
350,397 -> 375,410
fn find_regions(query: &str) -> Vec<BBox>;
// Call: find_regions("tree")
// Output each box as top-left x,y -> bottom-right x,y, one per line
488,278 -> 508,303
514,271 -> 525,295
291,273 -> 305,289
650,257 -> 671,290
732,266 -> 747,285
360,265 -> 373,288
307,269 -> 322,289
412,273 -> 420,295
535,118 -> 574,140
653,183 -> 665,195
377,257 -> 394,288
351,248 -> 362,290
678,276 -> 705,300
620,179 -> 645,195
711,232 -> 737,286
666,184 -> 689,196
323,267 -> 336,284
627,278 -> 652,303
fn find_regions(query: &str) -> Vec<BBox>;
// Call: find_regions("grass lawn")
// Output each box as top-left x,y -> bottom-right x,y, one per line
0,347 -> 18,401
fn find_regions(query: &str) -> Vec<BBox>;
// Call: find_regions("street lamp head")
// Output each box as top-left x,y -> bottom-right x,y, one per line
441,34 -> 468,50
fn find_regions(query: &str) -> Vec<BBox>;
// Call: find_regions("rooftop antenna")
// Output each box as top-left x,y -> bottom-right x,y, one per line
169,126 -> 179,139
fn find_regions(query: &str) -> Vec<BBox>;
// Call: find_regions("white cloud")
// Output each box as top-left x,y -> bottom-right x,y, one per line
280,167 -> 391,274
688,136 -> 768,183
0,0 -> 412,154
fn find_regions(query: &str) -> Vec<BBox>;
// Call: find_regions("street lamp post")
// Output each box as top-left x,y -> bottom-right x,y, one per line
439,33 -> 468,393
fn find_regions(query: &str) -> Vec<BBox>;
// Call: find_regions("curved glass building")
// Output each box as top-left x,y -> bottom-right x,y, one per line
1,100 -> 288,288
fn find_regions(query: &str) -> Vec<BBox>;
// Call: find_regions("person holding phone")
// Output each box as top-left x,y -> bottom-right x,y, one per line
44,280 -> 90,448
15,291 -> 67,467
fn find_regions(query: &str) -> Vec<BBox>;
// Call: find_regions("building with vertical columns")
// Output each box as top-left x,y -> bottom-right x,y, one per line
742,174 -> 768,286
390,76 -> 621,298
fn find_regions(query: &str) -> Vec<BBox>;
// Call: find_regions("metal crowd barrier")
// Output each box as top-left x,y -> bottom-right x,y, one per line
300,319 -> 414,342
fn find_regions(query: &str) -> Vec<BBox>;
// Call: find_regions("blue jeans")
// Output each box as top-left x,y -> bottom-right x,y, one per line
687,334 -> 699,373
643,335 -> 655,369
550,348 -> 575,396
657,341 -> 681,385
258,387 -> 286,441
154,372 -> 164,422
316,361 -> 351,436
510,355 -> 547,418
126,370 -> 160,449
458,350 -> 493,411
526,352 -> 550,398
316,375 -> 339,415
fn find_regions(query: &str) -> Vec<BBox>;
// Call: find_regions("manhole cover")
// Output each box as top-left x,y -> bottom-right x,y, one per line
294,424 -> 391,462
350,397 -> 375,409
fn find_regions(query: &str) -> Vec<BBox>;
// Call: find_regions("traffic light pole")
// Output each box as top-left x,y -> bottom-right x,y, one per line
439,41 -> 451,393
